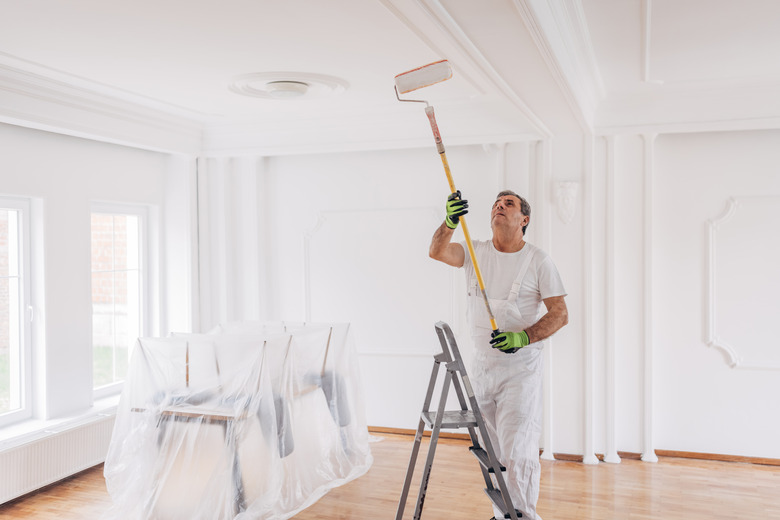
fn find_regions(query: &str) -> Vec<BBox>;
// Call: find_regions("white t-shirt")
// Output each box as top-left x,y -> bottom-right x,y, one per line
460,240 -> 567,325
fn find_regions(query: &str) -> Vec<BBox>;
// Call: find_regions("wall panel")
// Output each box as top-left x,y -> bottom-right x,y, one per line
653,130 -> 780,458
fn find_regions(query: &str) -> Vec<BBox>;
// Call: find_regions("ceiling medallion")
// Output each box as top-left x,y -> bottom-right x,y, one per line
229,72 -> 349,100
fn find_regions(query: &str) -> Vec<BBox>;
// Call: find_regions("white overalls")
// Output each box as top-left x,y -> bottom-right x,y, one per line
466,242 -> 545,520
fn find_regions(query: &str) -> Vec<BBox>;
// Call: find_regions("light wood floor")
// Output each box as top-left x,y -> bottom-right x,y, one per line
1,433 -> 779,519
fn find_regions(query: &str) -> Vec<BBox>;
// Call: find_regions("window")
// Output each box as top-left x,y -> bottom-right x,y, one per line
91,205 -> 147,396
0,198 -> 31,426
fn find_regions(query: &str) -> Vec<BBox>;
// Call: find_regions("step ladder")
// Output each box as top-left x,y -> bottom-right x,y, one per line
395,321 -> 521,520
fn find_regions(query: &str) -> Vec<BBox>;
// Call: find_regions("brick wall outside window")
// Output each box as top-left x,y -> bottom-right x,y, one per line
91,214 -> 132,350
91,214 -> 128,305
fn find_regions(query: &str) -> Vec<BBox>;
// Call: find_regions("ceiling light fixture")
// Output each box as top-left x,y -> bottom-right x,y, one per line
229,72 -> 348,100
265,80 -> 309,98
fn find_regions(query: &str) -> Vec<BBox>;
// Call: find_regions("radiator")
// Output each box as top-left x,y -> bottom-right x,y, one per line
0,414 -> 115,504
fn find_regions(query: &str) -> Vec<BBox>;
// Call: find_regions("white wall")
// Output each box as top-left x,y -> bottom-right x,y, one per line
194,140 -> 593,456
612,134 -> 647,455
651,130 -> 780,458
545,133 -> 588,456
0,122 -> 192,420
604,129 -> 780,460
8,116 -> 777,460
195,128 -> 780,462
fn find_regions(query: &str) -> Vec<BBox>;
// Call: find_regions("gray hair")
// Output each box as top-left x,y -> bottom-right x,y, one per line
496,190 -> 531,234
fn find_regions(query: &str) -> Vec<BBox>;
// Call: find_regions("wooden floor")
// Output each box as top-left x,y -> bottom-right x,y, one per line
1,433 -> 779,519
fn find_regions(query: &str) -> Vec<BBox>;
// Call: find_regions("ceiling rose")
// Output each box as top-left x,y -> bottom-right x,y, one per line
229,72 -> 349,100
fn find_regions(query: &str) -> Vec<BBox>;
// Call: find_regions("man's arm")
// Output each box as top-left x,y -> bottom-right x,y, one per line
525,295 -> 568,344
429,222 -> 465,267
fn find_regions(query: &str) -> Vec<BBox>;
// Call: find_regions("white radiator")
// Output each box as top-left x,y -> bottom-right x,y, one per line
0,414 -> 115,504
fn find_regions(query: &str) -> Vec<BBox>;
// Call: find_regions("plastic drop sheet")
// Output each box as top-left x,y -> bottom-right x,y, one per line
104,322 -> 373,520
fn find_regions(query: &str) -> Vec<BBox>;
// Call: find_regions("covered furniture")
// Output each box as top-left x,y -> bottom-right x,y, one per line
103,322 -> 372,520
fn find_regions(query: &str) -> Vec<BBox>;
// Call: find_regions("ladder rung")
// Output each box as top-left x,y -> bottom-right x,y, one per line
469,446 -> 506,473
484,489 -> 521,518
420,410 -> 477,429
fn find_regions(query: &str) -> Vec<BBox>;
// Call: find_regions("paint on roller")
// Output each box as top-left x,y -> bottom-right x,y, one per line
394,60 -> 452,94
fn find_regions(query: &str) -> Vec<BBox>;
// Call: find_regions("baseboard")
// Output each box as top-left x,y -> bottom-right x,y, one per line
654,449 -> 780,467
368,425 -> 471,441
367,427 -> 780,466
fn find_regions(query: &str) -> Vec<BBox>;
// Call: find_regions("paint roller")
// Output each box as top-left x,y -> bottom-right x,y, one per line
394,60 -> 499,335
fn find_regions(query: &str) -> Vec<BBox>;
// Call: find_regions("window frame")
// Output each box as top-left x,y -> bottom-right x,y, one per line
90,202 -> 149,399
0,197 -> 33,427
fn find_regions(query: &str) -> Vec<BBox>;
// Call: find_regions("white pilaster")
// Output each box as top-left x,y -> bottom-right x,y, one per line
232,156 -> 262,321
604,136 -> 621,463
641,133 -> 658,463
537,139 -> 556,461
582,133 -> 598,465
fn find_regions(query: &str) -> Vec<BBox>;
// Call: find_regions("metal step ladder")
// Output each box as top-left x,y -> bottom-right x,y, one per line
395,321 -> 521,520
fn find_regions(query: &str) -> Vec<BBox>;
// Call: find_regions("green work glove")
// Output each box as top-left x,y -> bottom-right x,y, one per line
445,191 -> 469,229
490,330 -> 530,354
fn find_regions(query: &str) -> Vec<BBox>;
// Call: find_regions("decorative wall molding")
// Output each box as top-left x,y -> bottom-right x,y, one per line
555,180 -> 579,224
707,196 -> 780,370
706,198 -> 739,367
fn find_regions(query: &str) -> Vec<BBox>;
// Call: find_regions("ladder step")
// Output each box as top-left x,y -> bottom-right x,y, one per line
420,410 -> 477,429
484,489 -> 522,518
469,447 -> 506,473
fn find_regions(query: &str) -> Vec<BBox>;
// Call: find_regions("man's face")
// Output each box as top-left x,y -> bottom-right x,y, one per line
491,195 -> 528,232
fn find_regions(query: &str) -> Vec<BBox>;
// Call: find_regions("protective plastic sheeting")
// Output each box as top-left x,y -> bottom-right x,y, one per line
104,322 -> 372,520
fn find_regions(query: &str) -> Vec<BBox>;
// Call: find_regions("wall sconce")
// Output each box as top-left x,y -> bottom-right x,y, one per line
555,181 -> 579,225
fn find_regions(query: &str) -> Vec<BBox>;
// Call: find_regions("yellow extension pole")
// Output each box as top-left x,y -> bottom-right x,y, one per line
425,106 -> 499,333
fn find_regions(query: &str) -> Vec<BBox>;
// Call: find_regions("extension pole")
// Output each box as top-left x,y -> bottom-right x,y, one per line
425,106 -> 498,333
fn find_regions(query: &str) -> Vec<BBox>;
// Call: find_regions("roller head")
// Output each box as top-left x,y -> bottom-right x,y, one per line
394,60 -> 453,94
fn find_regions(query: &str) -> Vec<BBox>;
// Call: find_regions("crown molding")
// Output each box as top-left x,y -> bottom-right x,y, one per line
0,50 -> 540,157
595,75 -> 780,135
201,129 -> 539,157
378,0 -> 553,138
511,0 -> 605,131
201,97 -> 541,156
596,115 -> 780,137
0,53 -> 202,155
415,0 -> 553,138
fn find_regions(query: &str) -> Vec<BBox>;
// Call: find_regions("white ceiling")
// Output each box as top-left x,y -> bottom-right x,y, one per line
584,0 -> 780,131
2,0 -> 780,155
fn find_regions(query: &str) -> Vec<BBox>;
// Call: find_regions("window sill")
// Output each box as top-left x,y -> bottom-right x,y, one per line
0,395 -> 120,451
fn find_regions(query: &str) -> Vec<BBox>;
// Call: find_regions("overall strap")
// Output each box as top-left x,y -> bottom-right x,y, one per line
507,244 -> 538,300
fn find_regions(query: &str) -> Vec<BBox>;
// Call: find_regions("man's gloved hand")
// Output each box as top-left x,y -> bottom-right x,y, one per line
490,330 -> 530,354
445,191 -> 469,229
